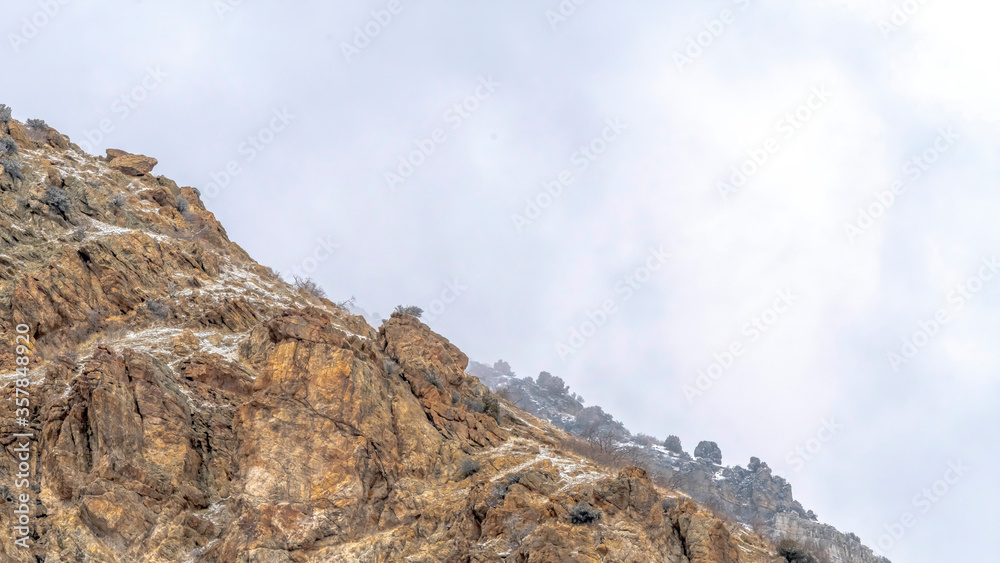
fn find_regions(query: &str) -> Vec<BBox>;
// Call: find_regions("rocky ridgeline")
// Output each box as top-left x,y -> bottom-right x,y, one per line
470,361 -> 889,563
0,114 -> 808,561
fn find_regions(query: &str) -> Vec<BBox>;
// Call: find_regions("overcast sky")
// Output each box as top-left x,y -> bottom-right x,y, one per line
4,0 -> 998,560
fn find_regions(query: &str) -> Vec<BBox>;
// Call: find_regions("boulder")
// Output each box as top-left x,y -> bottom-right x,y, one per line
7,119 -> 34,148
107,150 -> 158,176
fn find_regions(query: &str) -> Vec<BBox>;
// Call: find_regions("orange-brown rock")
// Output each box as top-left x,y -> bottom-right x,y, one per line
670,502 -> 741,563
6,119 -> 35,148
107,150 -> 158,176
40,159 -> 63,186
46,128 -> 70,150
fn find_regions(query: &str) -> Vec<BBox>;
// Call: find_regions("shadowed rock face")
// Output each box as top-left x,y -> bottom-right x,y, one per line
0,118 -> 795,561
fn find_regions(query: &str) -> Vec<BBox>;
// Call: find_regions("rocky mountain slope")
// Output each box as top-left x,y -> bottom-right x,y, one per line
470,363 -> 889,563
0,111 -> 844,562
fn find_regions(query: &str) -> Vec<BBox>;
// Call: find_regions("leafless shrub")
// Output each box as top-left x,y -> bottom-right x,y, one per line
750,514 -> 769,535
777,538 -> 819,563
0,158 -> 24,181
483,391 -> 501,423
465,397 -> 484,413
393,305 -> 423,318
632,433 -> 659,447
45,186 -> 70,218
26,119 -> 48,143
459,457 -> 481,478
425,372 -> 443,390
292,276 -> 327,299
620,444 -> 654,468
0,137 -> 17,155
558,434 -> 629,470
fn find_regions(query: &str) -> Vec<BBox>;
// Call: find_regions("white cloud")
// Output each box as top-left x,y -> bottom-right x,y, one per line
1,1 -> 995,559
890,1 -> 1000,121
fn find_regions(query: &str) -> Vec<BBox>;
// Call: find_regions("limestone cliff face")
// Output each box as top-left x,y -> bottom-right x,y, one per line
1,117 -> 792,562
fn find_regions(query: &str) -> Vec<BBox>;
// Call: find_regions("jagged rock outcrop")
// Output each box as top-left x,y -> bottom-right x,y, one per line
0,116 -> 797,561
472,362 -> 890,563
470,361 -> 628,440
106,149 -> 158,177
770,514 -> 887,563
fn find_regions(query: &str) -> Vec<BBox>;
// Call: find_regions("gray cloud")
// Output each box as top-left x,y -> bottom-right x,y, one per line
3,0 -> 997,559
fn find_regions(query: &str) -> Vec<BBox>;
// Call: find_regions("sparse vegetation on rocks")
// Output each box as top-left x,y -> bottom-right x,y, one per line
45,186 -> 70,218
462,391 -> 501,422
25,119 -> 50,143
664,435 -> 683,454
632,433 -> 660,447
494,385 -> 513,401
293,276 -> 327,299
568,501 -> 602,525
661,497 -> 681,512
426,372 -> 443,390
0,104 -> 11,122
483,391 -> 501,423
778,538 -> 820,563
490,472 -> 523,504
536,371 -> 568,395
0,158 -> 24,181
0,137 -> 18,155
459,457 -> 481,478
394,305 -> 423,318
